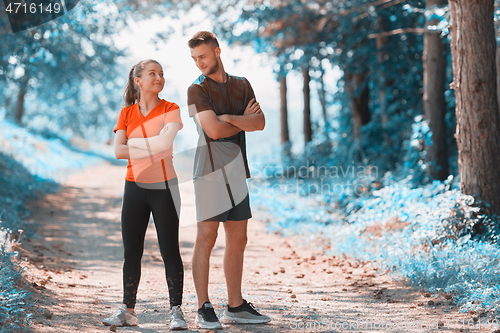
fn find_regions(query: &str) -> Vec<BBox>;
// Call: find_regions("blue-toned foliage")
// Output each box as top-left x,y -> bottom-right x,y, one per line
208,0 -> 457,182
0,121 -> 108,330
251,154 -> 500,315
0,149 -> 55,331
0,120 -> 105,183
0,230 -> 31,332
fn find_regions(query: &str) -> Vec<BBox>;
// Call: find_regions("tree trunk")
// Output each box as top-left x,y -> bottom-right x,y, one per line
15,74 -> 30,125
423,0 -> 449,181
317,66 -> 330,134
302,66 -> 312,143
375,15 -> 388,125
497,28 -> 500,108
345,69 -> 370,139
279,70 -> 290,155
449,0 -> 500,215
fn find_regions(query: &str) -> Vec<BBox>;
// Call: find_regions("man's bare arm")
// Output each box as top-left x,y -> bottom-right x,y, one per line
219,113 -> 265,132
218,98 -> 265,132
195,98 -> 265,139
195,111 -> 242,140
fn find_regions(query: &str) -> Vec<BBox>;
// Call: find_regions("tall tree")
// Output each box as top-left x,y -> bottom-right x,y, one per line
302,65 -> 312,143
279,66 -> 290,154
315,65 -> 330,134
449,0 -> 500,214
344,69 -> 370,139
14,74 -> 29,124
423,0 -> 448,181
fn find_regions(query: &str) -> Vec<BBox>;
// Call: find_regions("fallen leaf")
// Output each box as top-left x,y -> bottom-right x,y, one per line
42,309 -> 52,319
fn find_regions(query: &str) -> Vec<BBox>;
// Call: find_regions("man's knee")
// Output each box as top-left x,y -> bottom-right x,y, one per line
224,220 -> 248,250
226,233 -> 247,251
195,223 -> 219,250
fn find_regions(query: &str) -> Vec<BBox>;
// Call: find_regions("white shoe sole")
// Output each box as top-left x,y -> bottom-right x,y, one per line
220,313 -> 271,324
102,321 -> 138,327
170,319 -> 187,330
195,316 -> 222,330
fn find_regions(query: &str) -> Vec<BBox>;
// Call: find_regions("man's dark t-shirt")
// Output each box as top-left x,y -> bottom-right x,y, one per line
187,74 -> 255,181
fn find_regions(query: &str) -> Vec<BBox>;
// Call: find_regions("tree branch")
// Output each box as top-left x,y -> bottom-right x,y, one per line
367,27 -> 426,39
353,0 -> 409,22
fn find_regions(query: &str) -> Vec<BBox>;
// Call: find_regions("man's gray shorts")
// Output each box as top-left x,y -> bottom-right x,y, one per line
194,178 -> 252,222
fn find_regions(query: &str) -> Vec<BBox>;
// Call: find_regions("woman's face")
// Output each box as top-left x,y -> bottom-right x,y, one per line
135,62 -> 165,94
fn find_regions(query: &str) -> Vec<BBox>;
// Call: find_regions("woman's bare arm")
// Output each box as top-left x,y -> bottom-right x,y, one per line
127,122 -> 181,154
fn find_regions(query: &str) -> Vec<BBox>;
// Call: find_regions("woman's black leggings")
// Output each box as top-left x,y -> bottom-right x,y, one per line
121,179 -> 183,309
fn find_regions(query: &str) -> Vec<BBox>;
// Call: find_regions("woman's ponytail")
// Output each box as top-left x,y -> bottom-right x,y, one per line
123,65 -> 140,107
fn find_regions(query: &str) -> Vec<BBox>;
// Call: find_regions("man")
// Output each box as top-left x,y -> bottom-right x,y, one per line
187,31 -> 270,330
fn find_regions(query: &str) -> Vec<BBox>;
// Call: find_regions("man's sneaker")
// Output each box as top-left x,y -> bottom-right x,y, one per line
102,304 -> 139,326
195,302 -> 222,330
169,305 -> 187,330
220,300 -> 271,324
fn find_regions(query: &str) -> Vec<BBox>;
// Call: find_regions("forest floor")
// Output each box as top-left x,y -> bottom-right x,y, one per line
16,158 -> 495,333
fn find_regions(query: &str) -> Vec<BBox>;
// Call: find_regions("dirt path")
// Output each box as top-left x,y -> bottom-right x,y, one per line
19,160 -> 489,333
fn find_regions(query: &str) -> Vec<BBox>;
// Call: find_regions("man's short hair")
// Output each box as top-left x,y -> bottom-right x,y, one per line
188,31 -> 220,49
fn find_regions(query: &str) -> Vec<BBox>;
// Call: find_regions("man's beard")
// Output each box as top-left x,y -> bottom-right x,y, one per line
204,61 -> 220,76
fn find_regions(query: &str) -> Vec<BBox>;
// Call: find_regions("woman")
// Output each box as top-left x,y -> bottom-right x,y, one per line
103,59 -> 186,330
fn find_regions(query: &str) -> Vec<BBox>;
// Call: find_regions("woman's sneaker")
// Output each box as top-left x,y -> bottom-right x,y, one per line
195,302 -> 222,330
169,305 -> 187,330
220,300 -> 271,324
102,304 -> 139,326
